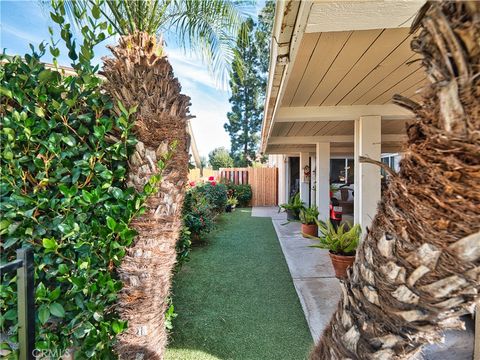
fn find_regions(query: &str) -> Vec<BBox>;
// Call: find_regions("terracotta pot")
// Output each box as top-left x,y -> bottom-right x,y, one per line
329,252 -> 356,279
286,209 -> 300,221
301,223 -> 317,237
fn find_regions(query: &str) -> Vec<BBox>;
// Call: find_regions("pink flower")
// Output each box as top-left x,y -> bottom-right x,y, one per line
208,176 -> 215,181
189,181 -> 196,187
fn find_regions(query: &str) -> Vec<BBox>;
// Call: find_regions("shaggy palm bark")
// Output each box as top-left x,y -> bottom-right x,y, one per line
311,2 -> 479,359
102,32 -> 190,359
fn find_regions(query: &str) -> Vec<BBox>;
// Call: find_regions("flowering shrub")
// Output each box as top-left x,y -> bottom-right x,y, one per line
182,188 -> 215,241
196,183 -> 228,213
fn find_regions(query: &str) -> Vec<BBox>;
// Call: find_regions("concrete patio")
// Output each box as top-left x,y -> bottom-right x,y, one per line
252,206 -> 475,360
252,206 -> 340,341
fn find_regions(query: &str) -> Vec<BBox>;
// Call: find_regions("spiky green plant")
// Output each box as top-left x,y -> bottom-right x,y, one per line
299,206 -> 319,225
307,220 -> 361,256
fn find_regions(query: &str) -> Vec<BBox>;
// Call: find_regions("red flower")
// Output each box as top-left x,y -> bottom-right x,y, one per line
210,181 -> 216,186
208,176 -> 215,181
189,181 -> 196,187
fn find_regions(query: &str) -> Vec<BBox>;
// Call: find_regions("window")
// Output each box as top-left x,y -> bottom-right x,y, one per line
381,154 -> 401,180
330,158 -> 354,184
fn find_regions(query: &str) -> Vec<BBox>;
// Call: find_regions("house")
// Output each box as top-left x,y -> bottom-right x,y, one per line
262,0 -> 426,230
261,2 -> 477,357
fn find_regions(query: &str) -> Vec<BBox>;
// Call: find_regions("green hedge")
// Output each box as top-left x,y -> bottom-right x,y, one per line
0,7 -> 162,357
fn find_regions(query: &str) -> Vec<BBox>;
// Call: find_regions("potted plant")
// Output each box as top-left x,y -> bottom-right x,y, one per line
226,196 -> 238,213
279,193 -> 305,221
299,206 -> 319,237
306,220 -> 361,278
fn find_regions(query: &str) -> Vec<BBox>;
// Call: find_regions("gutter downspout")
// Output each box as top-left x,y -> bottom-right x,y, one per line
261,1 -> 308,153
261,1 -> 287,154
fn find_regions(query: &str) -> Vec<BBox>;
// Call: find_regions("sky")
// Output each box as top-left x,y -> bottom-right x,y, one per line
0,1 -> 264,158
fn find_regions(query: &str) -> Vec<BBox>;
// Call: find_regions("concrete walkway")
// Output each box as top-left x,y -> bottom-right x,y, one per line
252,206 -> 475,359
251,207 -> 340,341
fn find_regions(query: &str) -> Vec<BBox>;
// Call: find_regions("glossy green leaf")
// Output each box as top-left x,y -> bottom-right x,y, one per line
38,305 -> 50,325
42,238 -> 58,250
49,302 -> 65,318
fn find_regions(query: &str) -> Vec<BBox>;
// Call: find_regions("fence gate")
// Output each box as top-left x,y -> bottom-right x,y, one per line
219,167 -> 278,207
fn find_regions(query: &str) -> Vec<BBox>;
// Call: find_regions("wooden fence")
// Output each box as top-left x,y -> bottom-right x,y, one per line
219,168 -> 249,185
188,168 -> 216,182
219,167 -> 278,207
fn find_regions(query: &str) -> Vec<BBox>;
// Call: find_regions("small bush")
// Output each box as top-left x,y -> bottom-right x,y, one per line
175,226 -> 192,268
228,184 -> 252,207
182,188 -> 215,241
197,183 -> 228,213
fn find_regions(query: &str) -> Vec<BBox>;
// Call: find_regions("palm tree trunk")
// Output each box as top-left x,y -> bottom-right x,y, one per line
311,2 -> 479,359
102,32 -> 190,359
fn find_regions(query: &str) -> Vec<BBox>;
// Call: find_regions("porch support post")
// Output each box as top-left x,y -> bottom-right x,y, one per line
316,143 -> 330,221
299,152 -> 310,206
354,115 -> 381,230
277,155 -> 287,205
310,152 -> 316,207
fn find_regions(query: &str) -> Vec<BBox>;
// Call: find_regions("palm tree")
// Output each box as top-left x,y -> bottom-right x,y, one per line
59,0 -> 246,358
311,1 -> 479,359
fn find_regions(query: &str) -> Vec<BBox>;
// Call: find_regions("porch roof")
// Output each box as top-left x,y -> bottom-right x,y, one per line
261,0 -> 427,156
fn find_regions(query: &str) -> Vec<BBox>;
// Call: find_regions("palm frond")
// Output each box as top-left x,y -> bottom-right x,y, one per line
49,0 -> 249,81
168,0 -> 249,85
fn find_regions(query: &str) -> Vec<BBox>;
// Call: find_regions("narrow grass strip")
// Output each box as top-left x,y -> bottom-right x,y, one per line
165,209 -> 313,360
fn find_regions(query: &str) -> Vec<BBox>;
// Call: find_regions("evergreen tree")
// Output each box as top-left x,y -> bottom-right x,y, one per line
224,3 -> 274,167
256,1 -> 276,85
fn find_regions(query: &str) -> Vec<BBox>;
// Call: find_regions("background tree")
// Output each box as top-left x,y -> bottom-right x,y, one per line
224,3 -> 275,167
209,147 -> 234,170
59,0 -> 246,358
200,156 -> 207,169
312,2 -> 479,359
224,20 -> 261,166
255,1 -> 275,89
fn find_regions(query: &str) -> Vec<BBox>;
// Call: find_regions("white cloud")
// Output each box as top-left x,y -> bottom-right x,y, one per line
1,23 -> 44,45
166,48 -> 233,157
185,80 -> 232,158
167,48 -> 224,91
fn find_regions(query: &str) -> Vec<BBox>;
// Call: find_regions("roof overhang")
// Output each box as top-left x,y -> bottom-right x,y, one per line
261,0 -> 426,155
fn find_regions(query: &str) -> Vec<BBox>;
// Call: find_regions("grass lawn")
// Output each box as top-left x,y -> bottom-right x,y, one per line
165,209 -> 313,360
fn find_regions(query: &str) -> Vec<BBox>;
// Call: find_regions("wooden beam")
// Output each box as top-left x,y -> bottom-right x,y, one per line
306,0 -> 425,33
276,104 -> 414,123
269,134 -> 406,145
